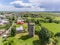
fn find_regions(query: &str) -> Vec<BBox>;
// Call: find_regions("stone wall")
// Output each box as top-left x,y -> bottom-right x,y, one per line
28,23 -> 35,37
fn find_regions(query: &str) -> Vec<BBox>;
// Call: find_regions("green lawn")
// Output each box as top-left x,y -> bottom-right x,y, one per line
0,25 -> 5,29
54,17 -> 60,20
14,33 -> 39,45
0,37 -> 3,45
2,33 -> 39,45
41,23 -> 60,34
57,37 -> 60,45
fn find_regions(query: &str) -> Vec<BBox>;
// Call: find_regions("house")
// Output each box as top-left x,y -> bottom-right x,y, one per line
2,34 -> 8,38
0,19 -> 9,25
0,15 -> 6,19
0,15 -> 9,25
3,20 -> 9,24
16,26 -> 24,33
1,30 -> 10,38
0,30 -> 5,36
17,17 -> 24,24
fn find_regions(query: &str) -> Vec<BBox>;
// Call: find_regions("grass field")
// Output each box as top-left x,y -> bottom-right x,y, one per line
14,33 -> 39,45
54,17 -> 60,20
2,33 -> 39,45
41,23 -> 60,34
0,25 -> 5,29
57,37 -> 60,45
1,33 -> 60,45
0,37 -> 3,45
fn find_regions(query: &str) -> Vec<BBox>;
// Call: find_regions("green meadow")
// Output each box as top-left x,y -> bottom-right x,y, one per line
41,23 -> 60,34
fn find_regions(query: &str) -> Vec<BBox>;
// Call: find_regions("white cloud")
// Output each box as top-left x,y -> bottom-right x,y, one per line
0,3 -> 45,11
1,0 -> 60,11
29,0 -> 40,3
10,0 -> 34,8
10,0 -> 45,11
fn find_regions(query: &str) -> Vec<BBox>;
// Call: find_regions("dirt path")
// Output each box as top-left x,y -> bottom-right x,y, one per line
8,21 -> 15,31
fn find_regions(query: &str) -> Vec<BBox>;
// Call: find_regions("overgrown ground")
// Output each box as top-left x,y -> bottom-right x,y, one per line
0,33 -> 40,45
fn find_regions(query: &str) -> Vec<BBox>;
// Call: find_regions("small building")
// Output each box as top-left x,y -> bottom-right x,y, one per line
0,15 -> 6,18
0,30 -> 5,36
0,19 -> 9,25
17,18 -> 24,24
2,34 -> 8,38
16,26 -> 24,33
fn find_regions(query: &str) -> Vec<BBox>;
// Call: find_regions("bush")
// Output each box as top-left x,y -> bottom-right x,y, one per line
53,20 -> 60,24
38,27 -> 53,45
45,17 -> 53,23
5,24 -> 11,30
35,25 -> 41,35
54,32 -> 60,37
35,20 -> 39,24
11,25 -> 16,37
3,37 -> 15,45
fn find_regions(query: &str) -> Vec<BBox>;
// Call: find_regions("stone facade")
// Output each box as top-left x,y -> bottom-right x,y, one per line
28,23 -> 35,37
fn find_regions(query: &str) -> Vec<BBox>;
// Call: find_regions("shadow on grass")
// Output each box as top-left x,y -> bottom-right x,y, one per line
35,31 -> 39,35
19,35 -> 31,40
33,40 -> 40,45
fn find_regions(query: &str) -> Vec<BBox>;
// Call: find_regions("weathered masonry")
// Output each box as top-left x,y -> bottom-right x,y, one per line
28,23 -> 35,37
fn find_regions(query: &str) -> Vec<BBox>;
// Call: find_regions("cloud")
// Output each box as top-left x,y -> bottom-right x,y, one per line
10,0 -> 42,8
0,3 -> 45,11
1,0 -> 60,11
40,0 -> 60,11
10,0 -> 34,8
10,0 -> 46,11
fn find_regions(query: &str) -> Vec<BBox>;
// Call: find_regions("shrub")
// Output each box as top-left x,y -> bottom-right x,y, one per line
54,32 -> 60,37
35,25 -> 41,35
53,20 -> 60,24
35,20 -> 40,25
38,27 -> 54,45
11,25 -> 16,37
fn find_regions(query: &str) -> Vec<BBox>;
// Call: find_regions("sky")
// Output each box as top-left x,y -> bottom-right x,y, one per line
0,0 -> 60,11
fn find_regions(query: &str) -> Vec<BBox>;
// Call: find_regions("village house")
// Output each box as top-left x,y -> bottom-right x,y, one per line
0,15 -> 9,25
0,19 -> 9,25
0,15 -> 6,19
16,26 -> 24,33
17,17 -> 24,24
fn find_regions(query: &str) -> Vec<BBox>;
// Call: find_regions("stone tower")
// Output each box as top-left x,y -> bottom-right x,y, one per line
28,23 -> 35,37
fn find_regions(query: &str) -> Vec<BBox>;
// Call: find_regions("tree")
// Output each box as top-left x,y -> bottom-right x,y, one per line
0,12 -> 4,15
49,18 -> 53,23
54,32 -> 60,37
12,16 -> 15,21
45,17 -> 53,23
38,27 -> 52,45
11,25 -> 16,37
5,24 -> 11,30
35,20 -> 40,25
